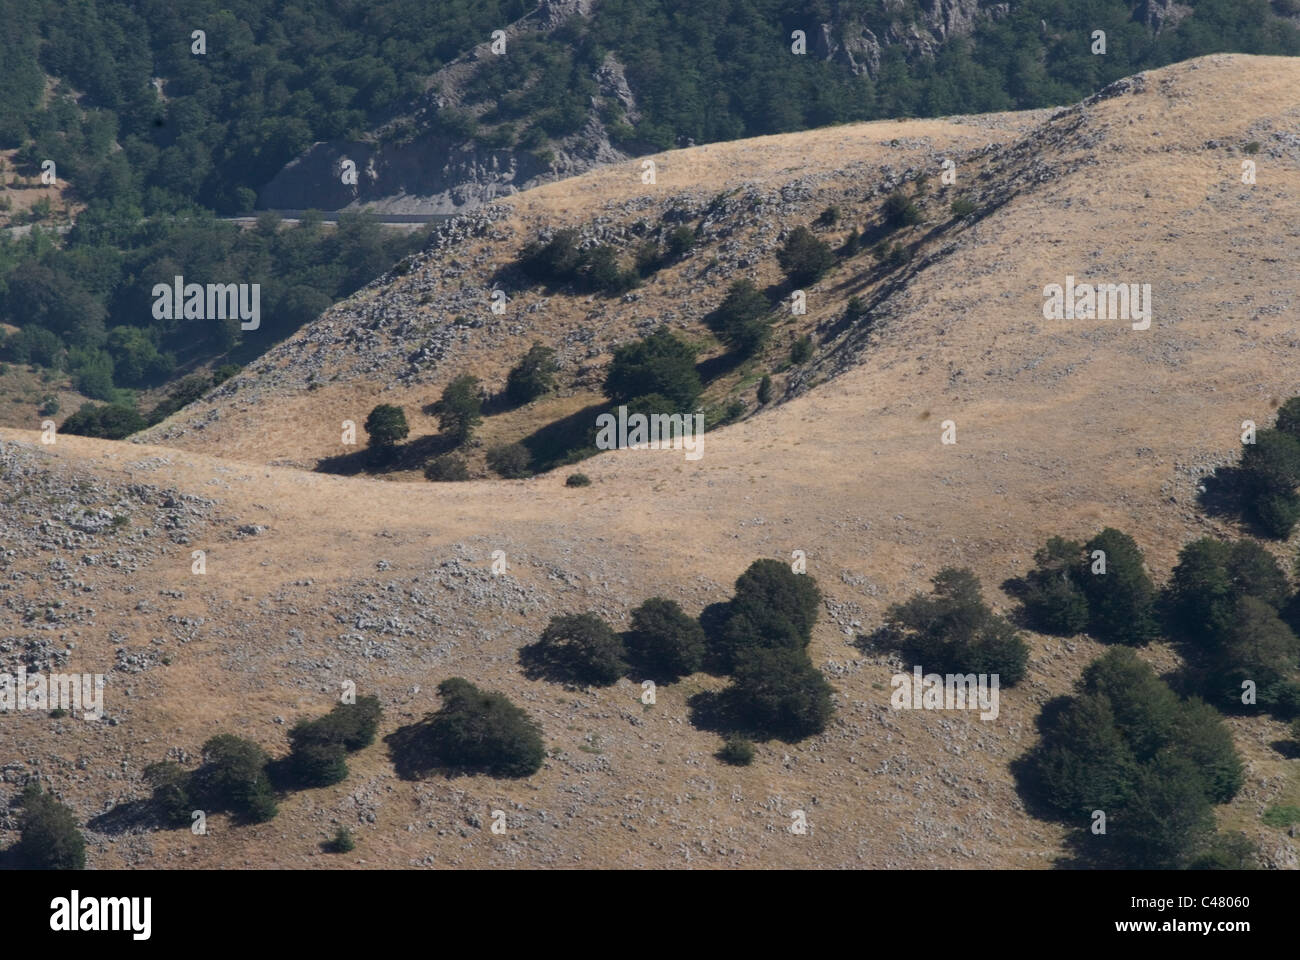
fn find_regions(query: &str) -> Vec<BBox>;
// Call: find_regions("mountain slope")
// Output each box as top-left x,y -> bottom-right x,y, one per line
2,54 -> 1299,869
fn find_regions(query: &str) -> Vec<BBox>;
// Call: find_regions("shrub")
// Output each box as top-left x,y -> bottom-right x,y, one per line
536,612 -> 627,685
883,190 -> 921,229
288,739 -> 348,787
38,395 -> 59,416
190,734 -> 278,823
423,677 -> 545,777
433,374 -> 483,444
1079,528 -> 1159,645
790,334 -> 813,364
578,244 -> 638,295
950,196 -> 976,218
486,442 -> 532,478
756,374 -> 772,405
1188,832 -> 1259,870
665,225 -> 695,260
565,473 -> 591,487
707,279 -> 772,357
719,737 -> 755,765
839,227 -> 862,256
887,567 -> 1029,685
603,328 -> 702,410
13,786 -> 85,869
816,205 -> 840,227
212,363 -> 241,385
776,226 -> 835,286
1020,536 -> 1089,635
729,646 -> 834,739
505,343 -> 558,405
364,404 -> 408,448
1166,538 -> 1289,651
329,827 -> 355,853
425,454 -> 470,481
628,597 -> 707,678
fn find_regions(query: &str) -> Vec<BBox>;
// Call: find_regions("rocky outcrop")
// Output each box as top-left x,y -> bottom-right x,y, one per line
816,0 -> 1010,78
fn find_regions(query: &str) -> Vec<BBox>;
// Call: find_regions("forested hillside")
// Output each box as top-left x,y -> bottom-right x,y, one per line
0,0 -> 1296,428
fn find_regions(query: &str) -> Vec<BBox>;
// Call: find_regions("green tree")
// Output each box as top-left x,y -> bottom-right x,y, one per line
776,226 -> 835,286
364,404 -> 409,448
628,597 -> 706,678
433,374 -> 483,444
535,612 -> 628,685
707,279 -> 772,357
191,734 -> 278,823
1079,528 -> 1159,645
603,328 -> 702,411
423,678 -> 545,778
13,786 -> 86,869
486,442 -> 532,478
716,559 -> 822,669
1020,536 -> 1089,635
505,342 -> 558,405
729,646 -> 834,740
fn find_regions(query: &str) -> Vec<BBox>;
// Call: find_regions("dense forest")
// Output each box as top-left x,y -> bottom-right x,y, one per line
0,0 -> 1297,419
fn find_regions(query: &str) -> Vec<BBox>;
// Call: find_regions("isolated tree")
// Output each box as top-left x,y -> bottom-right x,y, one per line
1079,528 -> 1159,645
423,678 -> 545,778
433,374 -> 483,444
536,612 -> 628,685
708,279 -> 771,356
506,342 -> 558,405
13,786 -> 86,869
364,404 -> 408,448
776,226 -> 835,286
517,228 -> 580,282
756,374 -> 773,405
603,328 -> 702,411
628,597 -> 707,678
289,695 -> 384,786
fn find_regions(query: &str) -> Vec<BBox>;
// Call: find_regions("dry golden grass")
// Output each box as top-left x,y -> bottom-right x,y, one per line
2,54 -> 1299,869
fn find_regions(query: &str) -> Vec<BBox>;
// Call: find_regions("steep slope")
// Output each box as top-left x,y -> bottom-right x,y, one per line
3,54 -> 1299,869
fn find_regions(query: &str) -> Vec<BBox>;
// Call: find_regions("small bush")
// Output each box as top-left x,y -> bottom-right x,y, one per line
883,191 -> 921,229
38,395 -> 59,416
756,374 -> 772,405
950,196 -> 976,218
1244,141 -> 1261,155
719,737 -> 755,765
565,473 -> 591,487
329,826 -> 355,853
487,442 -> 532,479
790,335 -> 813,364
425,454 -> 470,482
816,205 -> 840,227
60,402 -> 146,439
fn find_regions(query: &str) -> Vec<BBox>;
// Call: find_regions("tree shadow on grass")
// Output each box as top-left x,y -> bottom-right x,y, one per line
315,433 -> 459,476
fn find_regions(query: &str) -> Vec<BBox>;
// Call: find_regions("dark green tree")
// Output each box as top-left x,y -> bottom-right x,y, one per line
364,404 -> 409,448
506,342 -> 558,405
13,786 -> 86,869
602,328 -> 702,411
1079,528 -> 1159,645
433,374 -> 483,444
423,678 -> 545,778
776,226 -> 835,286
536,612 -> 628,685
628,597 -> 707,678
